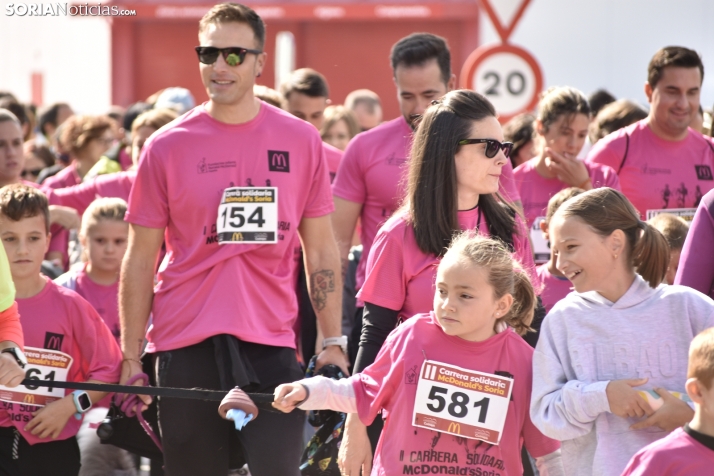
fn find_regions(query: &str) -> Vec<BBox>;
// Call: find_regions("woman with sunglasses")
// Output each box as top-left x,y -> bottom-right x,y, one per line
512,87 -> 620,228
340,89 -> 539,475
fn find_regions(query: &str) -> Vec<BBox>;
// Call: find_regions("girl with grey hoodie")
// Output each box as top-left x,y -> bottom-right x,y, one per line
530,188 -> 714,476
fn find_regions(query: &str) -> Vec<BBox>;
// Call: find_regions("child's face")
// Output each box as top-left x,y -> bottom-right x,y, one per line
665,248 -> 682,285
82,219 -> 129,273
549,214 -> 621,293
0,214 -> 49,280
433,255 -> 512,342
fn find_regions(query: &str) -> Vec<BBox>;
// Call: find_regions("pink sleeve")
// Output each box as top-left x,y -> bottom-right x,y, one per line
675,190 -> 714,298
513,217 -> 541,291
303,136 -> 335,218
332,137 -> 367,204
620,450 -> 656,476
585,134 -> 628,172
357,225 -> 407,311
353,334 -> 404,425
47,226 -> 69,269
72,297 -> 122,383
125,141 -> 169,229
51,179 -> 101,216
499,160 -> 521,204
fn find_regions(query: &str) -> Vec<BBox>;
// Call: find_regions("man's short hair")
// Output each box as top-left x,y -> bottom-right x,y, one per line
38,102 -> 70,137
648,46 -> 704,88
647,213 -> 689,251
280,68 -> 329,99
390,33 -> 451,84
0,184 -> 50,233
588,89 -> 616,117
199,2 -> 266,50
689,327 -> 714,389
344,89 -> 381,114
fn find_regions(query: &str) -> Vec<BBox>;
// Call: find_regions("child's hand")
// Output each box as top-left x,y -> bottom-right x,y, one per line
24,396 -> 76,439
0,353 -> 25,387
272,383 -> 307,412
630,388 -> 694,431
606,378 -> 654,419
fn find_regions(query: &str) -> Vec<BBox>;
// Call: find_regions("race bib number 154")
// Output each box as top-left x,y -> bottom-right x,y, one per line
217,187 -> 278,244
412,360 -> 513,444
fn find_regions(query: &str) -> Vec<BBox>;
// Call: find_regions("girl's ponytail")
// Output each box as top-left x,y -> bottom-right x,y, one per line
633,221 -> 669,287
502,266 -> 536,336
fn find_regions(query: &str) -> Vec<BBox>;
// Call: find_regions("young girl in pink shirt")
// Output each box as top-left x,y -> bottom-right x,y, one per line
267,234 -> 564,476
56,197 -> 128,341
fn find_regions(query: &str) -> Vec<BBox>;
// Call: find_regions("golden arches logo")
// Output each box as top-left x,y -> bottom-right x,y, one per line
23,394 -> 35,404
447,422 -> 461,434
232,232 -> 244,241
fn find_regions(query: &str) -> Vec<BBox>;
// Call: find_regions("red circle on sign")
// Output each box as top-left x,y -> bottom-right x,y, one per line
460,43 -> 543,123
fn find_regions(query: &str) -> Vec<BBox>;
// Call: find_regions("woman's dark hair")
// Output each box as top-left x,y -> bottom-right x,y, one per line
405,89 -> 518,256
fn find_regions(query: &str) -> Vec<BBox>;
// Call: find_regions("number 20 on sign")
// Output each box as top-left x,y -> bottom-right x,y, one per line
412,360 -> 514,444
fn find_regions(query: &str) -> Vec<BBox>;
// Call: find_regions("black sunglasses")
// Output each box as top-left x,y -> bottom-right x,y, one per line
194,46 -> 262,66
458,139 -> 513,159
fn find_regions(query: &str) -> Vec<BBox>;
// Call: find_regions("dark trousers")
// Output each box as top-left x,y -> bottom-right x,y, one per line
0,426 -> 80,476
153,339 -> 306,476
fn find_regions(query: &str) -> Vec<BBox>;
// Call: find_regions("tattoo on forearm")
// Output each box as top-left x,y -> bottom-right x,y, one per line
310,269 -> 335,312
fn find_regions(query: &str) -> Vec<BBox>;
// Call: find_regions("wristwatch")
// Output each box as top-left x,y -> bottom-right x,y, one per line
72,390 -> 92,420
1,347 -> 27,369
322,336 -> 348,355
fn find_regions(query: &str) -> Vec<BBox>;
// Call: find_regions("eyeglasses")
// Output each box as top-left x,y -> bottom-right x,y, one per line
195,46 -> 262,66
457,139 -> 513,159
21,168 -> 43,178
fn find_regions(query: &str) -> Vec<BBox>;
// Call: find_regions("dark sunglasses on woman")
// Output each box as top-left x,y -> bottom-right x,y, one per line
458,138 -> 513,159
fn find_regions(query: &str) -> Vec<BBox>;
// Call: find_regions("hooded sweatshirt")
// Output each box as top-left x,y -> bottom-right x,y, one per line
530,275 -> 714,476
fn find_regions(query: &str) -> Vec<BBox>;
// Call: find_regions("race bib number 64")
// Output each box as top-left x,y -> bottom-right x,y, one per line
217,187 -> 278,244
413,360 -> 513,444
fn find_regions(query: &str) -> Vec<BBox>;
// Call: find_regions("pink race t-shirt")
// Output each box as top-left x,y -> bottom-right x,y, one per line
353,312 -> 560,475
513,158 -> 621,227
126,103 -> 333,352
0,279 -> 121,445
675,189 -> 714,298
535,263 -> 572,314
621,426 -> 714,476
358,207 -> 537,320
586,120 -> 714,218
41,163 -> 81,190
118,148 -> 132,171
333,116 -> 522,297
46,170 -> 135,216
322,142 -> 343,182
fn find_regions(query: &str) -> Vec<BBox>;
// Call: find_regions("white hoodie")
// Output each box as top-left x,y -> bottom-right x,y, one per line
530,275 -> 714,476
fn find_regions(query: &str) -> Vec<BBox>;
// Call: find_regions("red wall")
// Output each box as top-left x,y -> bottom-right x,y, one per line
112,16 -> 479,120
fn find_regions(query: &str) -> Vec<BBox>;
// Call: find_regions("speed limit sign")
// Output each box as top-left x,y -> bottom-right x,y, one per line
460,43 -> 543,122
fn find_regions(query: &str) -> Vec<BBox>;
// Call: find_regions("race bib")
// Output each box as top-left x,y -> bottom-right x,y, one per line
645,208 -> 696,222
530,216 -> 550,264
0,347 -> 73,407
217,187 -> 278,244
412,360 -> 513,445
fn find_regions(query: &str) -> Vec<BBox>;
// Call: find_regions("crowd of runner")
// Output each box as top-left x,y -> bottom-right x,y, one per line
1,2 -> 714,476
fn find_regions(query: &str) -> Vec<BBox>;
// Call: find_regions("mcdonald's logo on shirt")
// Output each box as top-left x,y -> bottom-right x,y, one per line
23,394 -> 35,404
44,332 -> 64,351
447,422 -> 461,434
268,150 -> 290,173
232,232 -> 244,241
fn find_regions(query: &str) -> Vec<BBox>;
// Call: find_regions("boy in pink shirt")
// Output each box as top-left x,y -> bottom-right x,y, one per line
0,184 -> 121,476
587,46 -> 714,218
621,327 -> 714,475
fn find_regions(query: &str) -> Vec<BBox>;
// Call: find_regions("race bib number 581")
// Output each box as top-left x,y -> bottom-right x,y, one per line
412,360 -> 513,444
0,347 -> 73,407
217,187 -> 278,244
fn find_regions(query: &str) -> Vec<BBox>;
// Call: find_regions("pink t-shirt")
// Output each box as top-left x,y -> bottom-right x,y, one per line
621,426 -> 714,476
126,103 -> 334,352
535,263 -> 572,314
353,312 -> 560,475
0,279 -> 121,445
41,163 -> 81,190
118,148 -> 132,171
333,116 -> 522,296
586,120 -> 714,218
323,142 -> 343,182
675,188 -> 714,298
513,158 -> 621,227
57,265 -> 121,344
46,170 -> 135,216
358,207 -> 537,320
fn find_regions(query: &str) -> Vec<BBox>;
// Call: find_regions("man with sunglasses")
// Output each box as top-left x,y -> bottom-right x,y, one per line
330,32 -> 523,475
119,4 -> 347,475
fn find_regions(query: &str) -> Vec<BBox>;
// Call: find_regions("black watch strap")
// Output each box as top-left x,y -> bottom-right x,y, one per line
2,347 -> 27,369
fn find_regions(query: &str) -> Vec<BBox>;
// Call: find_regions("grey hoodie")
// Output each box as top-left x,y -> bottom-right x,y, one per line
530,275 -> 714,476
